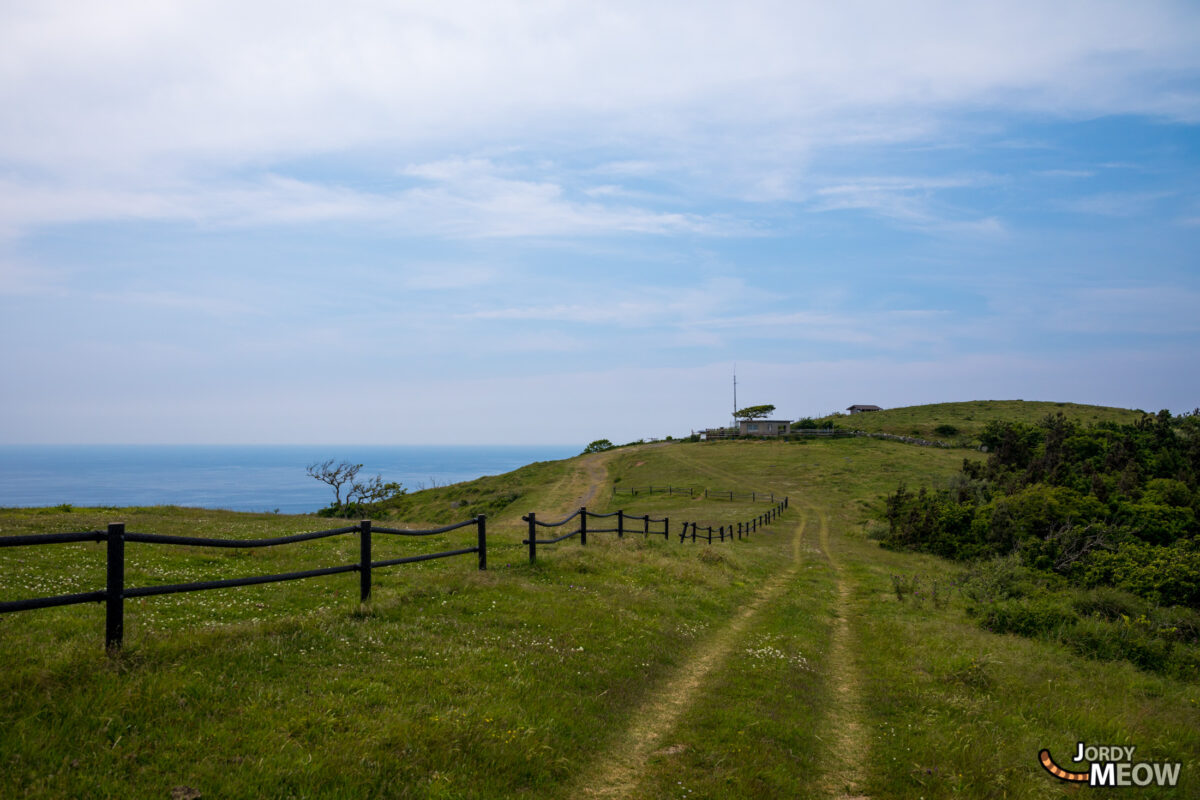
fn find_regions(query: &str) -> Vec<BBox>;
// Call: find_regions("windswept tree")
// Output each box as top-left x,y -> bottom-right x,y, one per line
306,459 -> 405,516
306,459 -> 361,508
734,404 -> 776,421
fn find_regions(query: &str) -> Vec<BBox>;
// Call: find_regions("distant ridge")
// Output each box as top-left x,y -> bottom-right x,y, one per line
815,400 -> 1144,443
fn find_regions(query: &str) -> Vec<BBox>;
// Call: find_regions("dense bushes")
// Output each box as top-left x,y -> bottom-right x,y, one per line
958,557 -> 1200,679
880,409 -> 1200,674
881,410 -> 1200,605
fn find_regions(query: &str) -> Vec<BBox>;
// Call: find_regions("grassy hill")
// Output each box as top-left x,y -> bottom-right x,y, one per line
817,399 -> 1146,443
1,403 -> 1196,798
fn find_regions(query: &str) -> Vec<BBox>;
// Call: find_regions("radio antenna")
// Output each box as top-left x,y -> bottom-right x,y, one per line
732,364 -> 738,427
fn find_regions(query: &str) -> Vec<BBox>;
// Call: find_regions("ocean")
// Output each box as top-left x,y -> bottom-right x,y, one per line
0,444 -> 581,514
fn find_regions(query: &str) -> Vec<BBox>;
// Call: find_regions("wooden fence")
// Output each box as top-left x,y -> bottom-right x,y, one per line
520,507 -> 670,563
677,499 -> 786,544
0,517 -> 487,650
1,492 -> 791,649
522,497 -> 788,562
611,486 -> 779,502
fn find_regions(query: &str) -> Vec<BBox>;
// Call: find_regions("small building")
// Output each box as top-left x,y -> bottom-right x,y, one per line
847,405 -> 883,414
739,419 -> 791,436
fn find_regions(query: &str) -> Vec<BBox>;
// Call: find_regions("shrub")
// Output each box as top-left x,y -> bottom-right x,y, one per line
973,597 -> 1078,638
1071,586 -> 1149,622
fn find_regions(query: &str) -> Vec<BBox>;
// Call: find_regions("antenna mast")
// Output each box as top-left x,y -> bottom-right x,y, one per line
732,365 -> 738,427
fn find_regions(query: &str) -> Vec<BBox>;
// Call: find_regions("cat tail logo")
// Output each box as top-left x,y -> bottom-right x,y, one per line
1040,745 -> 1182,788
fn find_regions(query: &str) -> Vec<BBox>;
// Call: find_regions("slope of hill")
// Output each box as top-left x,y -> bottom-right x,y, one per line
1,404 -> 1195,798
818,399 -> 1145,443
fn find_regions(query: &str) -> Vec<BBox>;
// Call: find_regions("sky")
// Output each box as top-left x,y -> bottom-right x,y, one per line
1,1 -> 1198,445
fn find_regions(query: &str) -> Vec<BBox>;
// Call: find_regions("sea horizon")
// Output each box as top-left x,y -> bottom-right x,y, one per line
0,443 -> 582,514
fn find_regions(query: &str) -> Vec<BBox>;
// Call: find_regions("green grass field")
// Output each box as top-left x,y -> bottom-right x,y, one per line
2,404 -> 1196,798
817,399 -> 1146,444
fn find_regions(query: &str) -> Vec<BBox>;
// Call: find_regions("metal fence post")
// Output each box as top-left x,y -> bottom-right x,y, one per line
579,507 -> 587,546
105,522 -> 124,651
359,520 -> 372,602
477,515 -> 487,570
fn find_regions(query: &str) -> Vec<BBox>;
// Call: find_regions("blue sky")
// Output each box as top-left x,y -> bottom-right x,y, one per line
1,1 -> 1198,445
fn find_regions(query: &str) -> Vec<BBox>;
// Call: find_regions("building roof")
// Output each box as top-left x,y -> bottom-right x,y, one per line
847,404 -> 883,411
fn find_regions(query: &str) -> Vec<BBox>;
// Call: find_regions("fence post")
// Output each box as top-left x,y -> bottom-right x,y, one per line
477,515 -> 487,570
752,492 -> 756,502
580,507 -> 587,546
105,522 -> 124,651
691,522 -> 697,543
690,487 -> 694,498
785,496 -> 789,509
527,513 -> 537,564
664,516 -> 669,540
704,488 -> 708,499
359,520 -> 372,602
738,521 -> 742,539
643,514 -> 649,537
617,509 -> 624,538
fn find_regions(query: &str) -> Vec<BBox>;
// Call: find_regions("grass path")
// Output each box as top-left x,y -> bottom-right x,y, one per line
572,512 -> 809,798
812,505 -> 870,800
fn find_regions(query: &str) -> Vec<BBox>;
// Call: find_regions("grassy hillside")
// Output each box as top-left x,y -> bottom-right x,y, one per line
2,413 -> 1196,798
817,399 -> 1145,443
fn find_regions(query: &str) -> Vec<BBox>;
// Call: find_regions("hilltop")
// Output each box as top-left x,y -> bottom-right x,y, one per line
816,399 -> 1145,443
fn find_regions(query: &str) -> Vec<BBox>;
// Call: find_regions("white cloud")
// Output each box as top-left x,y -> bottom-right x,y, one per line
807,175 -> 1006,234
2,2 -> 1197,178
1059,190 -> 1175,217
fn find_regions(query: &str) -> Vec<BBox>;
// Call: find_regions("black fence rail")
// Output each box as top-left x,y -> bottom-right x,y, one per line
611,485 -> 699,498
521,507 -> 670,563
678,498 -> 788,544
612,486 -> 778,502
0,517 -> 487,650
2,493 -> 792,649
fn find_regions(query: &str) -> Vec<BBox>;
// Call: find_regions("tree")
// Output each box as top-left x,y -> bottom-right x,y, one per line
734,404 -> 776,421
582,439 -> 615,454
306,459 -> 406,517
306,459 -> 361,507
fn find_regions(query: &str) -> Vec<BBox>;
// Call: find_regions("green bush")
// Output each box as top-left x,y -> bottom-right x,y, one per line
973,597 -> 1078,638
1071,586 -> 1149,621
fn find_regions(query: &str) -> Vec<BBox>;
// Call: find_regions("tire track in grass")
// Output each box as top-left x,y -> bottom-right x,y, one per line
539,451 -> 615,518
573,512 -> 808,798
814,507 -> 870,800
